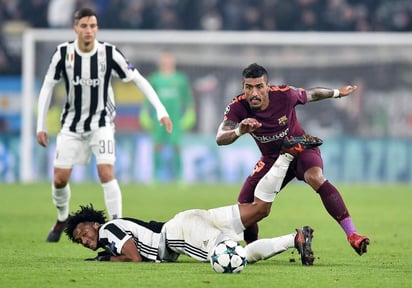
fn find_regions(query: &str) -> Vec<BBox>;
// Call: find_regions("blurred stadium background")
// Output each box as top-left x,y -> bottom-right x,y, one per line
1,0 -> 412,184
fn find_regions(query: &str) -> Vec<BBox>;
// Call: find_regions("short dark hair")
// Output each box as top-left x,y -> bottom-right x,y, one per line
64,204 -> 107,242
74,8 -> 97,24
242,63 -> 268,80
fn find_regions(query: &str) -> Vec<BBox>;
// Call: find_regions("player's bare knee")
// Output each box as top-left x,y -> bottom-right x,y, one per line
99,174 -> 114,183
53,177 -> 68,188
304,168 -> 325,190
53,167 -> 71,188
97,164 -> 114,182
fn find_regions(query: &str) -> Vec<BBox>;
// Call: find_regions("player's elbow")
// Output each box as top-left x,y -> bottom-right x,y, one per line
216,138 -> 225,146
215,135 -> 232,146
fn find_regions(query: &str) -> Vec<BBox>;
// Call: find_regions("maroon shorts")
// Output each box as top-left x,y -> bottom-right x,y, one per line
237,147 -> 323,203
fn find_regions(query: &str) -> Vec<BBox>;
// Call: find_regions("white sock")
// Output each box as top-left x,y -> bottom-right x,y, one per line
245,233 -> 295,263
102,179 -> 122,219
52,184 -> 71,222
255,153 -> 294,202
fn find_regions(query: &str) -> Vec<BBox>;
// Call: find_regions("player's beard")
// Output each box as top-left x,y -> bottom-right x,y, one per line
248,95 -> 262,108
249,102 -> 262,111
250,106 -> 260,112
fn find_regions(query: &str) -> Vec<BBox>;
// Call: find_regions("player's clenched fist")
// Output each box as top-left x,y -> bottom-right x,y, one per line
238,118 -> 262,134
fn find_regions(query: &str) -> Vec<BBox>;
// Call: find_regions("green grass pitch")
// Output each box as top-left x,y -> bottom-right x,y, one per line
1,182 -> 411,288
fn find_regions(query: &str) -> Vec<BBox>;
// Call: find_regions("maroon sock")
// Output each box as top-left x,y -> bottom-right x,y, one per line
317,180 -> 350,223
243,223 -> 259,244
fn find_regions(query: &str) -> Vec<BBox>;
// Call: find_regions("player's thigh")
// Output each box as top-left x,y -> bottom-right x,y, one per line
166,210 -> 220,260
54,132 -> 91,168
90,127 -> 116,165
238,156 -> 276,203
207,205 -> 244,241
170,208 -> 241,241
294,147 -> 323,181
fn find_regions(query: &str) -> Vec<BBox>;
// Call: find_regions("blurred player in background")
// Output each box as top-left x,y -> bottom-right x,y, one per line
140,50 -> 195,183
36,8 -> 172,242
216,63 -> 369,256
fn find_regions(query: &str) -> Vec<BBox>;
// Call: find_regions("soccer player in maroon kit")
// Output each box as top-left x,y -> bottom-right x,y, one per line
216,63 -> 369,256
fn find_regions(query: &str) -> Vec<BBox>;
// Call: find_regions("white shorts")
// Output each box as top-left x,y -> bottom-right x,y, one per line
54,126 -> 116,168
162,205 -> 244,262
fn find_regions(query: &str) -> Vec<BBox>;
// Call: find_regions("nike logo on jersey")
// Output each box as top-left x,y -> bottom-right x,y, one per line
72,75 -> 100,87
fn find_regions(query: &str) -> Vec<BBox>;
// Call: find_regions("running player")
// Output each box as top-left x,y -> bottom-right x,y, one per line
37,8 -> 172,242
216,63 -> 369,256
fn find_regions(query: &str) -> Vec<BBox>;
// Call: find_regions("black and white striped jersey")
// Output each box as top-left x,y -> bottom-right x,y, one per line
96,206 -> 243,263
98,218 -> 168,262
37,39 -> 168,134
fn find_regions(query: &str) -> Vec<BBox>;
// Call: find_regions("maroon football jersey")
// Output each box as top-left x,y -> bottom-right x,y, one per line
223,85 -> 307,156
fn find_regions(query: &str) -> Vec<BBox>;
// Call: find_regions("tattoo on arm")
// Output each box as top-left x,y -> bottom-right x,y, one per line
306,87 -> 334,102
223,120 -> 238,130
216,120 -> 239,145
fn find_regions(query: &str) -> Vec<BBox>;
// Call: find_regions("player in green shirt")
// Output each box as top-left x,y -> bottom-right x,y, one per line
140,50 -> 196,182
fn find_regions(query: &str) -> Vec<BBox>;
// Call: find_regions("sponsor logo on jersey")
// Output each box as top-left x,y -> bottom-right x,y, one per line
251,127 -> 289,143
72,75 -> 100,87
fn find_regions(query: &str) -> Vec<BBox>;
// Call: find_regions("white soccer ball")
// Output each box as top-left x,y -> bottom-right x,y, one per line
210,240 -> 247,273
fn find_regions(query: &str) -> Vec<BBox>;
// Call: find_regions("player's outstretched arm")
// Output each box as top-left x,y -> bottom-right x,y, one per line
306,85 -> 358,102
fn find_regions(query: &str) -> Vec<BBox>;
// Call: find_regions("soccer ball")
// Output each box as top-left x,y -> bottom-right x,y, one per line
210,240 -> 247,273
